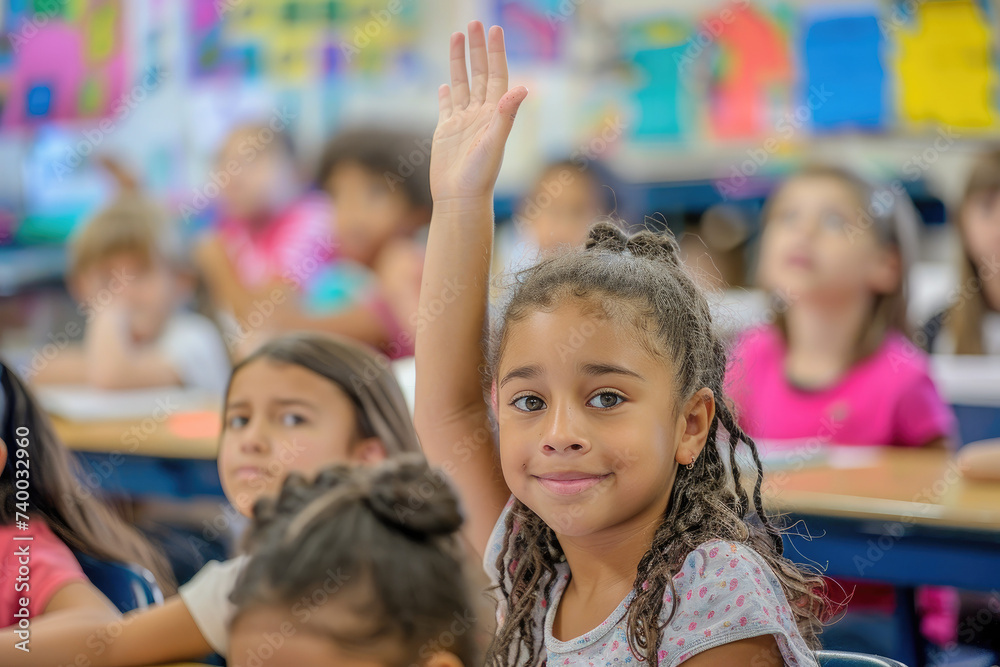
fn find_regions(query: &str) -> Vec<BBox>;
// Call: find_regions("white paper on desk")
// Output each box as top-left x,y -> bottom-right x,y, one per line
755,439 -> 829,471
930,355 -> 1000,407
825,446 -> 883,469
35,385 -> 216,421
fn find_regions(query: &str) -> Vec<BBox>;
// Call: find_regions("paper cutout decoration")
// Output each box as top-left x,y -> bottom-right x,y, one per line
895,0 -> 996,129
708,4 -> 791,139
2,0 -> 126,127
168,411 -> 222,440
190,0 -> 423,81
624,19 -> 692,141
801,7 -> 887,131
496,0 -> 563,61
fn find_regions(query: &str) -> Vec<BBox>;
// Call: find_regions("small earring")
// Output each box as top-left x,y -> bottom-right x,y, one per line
686,456 -> 695,470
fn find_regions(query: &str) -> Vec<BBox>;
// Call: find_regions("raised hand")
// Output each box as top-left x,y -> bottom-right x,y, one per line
429,22 -> 528,206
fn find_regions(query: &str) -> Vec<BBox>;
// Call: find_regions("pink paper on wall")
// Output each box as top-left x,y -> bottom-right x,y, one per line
708,5 -> 791,139
2,1 -> 126,127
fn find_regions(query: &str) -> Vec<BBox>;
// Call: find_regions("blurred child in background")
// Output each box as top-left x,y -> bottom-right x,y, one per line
0,333 -> 421,665
495,159 -> 610,277
228,456 -> 476,667
268,127 -> 433,359
0,361 -> 174,627
725,165 -> 957,652
32,193 -> 230,395
194,123 -> 332,346
922,149 -> 1000,355
727,165 -> 953,449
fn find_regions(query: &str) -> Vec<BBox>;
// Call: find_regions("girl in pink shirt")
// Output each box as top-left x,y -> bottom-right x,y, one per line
727,165 -> 953,449
726,165 -> 957,650
0,362 -> 173,630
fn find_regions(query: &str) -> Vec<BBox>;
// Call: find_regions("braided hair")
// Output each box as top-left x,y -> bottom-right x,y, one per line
230,455 -> 477,667
485,221 -> 828,666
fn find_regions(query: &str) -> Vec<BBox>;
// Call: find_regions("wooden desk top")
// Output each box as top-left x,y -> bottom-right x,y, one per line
51,411 -> 220,460
763,446 -> 1000,532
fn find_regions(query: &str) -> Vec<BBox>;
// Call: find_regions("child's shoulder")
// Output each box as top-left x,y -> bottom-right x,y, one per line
731,325 -> 784,357
867,331 -> 933,380
672,539 -> 773,589
664,539 -> 815,665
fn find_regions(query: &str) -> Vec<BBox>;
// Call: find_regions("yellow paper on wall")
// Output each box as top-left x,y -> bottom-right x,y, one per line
267,26 -> 319,81
895,0 -> 996,129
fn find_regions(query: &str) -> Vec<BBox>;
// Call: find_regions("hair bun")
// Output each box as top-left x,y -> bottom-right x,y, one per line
585,220 -> 628,252
584,221 -> 682,267
364,455 -> 464,539
626,229 -> 681,266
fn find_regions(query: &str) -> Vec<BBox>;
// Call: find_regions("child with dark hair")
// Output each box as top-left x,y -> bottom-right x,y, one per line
0,332 -> 422,665
215,127 -> 434,360
416,22 -> 826,666
269,127 -> 435,359
228,455 -> 475,667
0,361 -> 174,627
316,127 -> 432,266
495,158 -> 613,280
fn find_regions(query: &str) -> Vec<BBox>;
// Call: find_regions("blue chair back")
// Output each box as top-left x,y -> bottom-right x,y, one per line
816,651 -> 907,667
73,551 -> 164,613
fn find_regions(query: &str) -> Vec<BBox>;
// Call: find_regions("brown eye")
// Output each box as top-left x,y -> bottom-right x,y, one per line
512,395 -> 545,412
587,392 -> 624,409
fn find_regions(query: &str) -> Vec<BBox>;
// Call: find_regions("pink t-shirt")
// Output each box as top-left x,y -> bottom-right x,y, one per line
726,326 -> 958,644
0,519 -> 86,626
726,326 -> 955,448
217,193 -> 335,289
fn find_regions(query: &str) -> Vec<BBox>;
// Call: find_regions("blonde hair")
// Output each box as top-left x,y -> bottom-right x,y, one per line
69,194 -> 183,279
947,149 -> 1000,355
763,164 -> 920,361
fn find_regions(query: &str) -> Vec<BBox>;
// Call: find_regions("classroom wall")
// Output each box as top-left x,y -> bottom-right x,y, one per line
0,0 -> 998,244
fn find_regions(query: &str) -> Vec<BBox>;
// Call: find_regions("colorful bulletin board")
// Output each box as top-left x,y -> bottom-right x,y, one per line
495,0 -> 565,61
1,0 -> 127,127
189,0 -> 423,82
559,0 -> 1000,146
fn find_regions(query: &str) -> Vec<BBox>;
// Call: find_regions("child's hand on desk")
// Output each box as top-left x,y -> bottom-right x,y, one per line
429,22 -> 528,207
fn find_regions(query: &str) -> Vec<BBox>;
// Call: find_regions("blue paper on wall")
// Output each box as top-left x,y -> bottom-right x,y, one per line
801,7 -> 886,131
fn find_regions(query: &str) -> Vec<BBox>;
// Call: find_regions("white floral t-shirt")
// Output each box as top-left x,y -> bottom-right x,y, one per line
484,497 -> 818,666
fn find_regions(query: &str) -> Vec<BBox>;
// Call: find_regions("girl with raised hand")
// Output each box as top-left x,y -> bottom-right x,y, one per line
415,21 -> 826,667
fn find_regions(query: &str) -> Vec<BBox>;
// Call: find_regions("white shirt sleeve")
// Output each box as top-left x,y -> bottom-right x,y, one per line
157,312 -> 232,397
177,556 -> 249,656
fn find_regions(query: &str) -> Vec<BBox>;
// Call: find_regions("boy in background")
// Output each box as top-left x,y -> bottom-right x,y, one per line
34,194 -> 230,395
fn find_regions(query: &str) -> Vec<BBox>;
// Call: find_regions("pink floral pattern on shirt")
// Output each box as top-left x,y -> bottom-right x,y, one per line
485,497 -> 818,666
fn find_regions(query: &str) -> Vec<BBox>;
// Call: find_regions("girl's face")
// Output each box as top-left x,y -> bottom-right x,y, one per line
961,189 -> 1000,276
758,176 -> 899,302
217,136 -> 298,223
520,170 -> 602,254
324,161 -> 419,266
218,359 -> 385,517
495,300 -> 710,539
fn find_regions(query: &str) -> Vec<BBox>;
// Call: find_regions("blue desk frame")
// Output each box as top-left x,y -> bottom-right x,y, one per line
784,513 -> 1000,667
74,451 -> 225,499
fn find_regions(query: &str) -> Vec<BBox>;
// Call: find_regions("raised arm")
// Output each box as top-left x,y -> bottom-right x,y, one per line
414,22 -> 527,557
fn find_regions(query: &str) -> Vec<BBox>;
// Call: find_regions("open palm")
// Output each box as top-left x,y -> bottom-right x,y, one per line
430,22 -> 528,204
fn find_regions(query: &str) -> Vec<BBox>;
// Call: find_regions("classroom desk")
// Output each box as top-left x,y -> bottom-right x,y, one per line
763,447 -> 1000,666
52,412 -> 225,498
